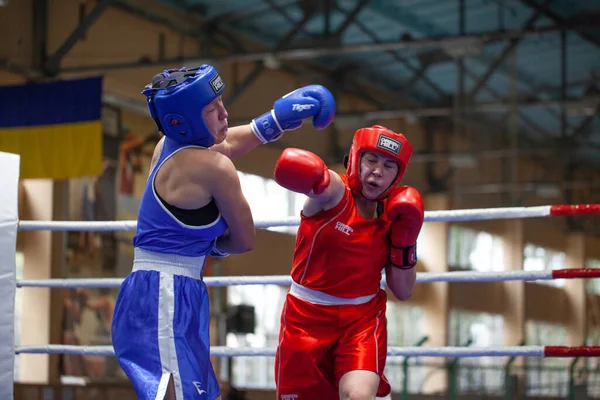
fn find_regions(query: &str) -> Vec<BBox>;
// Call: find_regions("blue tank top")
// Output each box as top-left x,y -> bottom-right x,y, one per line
133,139 -> 229,257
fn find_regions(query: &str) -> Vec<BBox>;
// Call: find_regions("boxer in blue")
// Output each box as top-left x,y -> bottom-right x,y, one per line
111,65 -> 336,400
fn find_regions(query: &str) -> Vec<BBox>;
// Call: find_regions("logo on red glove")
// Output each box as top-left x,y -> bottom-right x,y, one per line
408,246 -> 417,265
391,244 -> 417,269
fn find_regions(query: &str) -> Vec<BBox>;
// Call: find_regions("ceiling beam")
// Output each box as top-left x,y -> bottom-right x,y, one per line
224,7 -> 319,106
44,0 -> 114,75
469,0 -> 551,97
333,0 -> 372,37
519,0 -> 600,48
101,86 -> 598,123
0,60 -> 44,80
333,3 -> 447,104
57,22 -> 597,74
112,0 -> 204,38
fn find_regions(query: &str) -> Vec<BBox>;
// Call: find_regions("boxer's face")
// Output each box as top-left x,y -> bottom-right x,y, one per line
203,96 -> 229,144
359,151 -> 399,200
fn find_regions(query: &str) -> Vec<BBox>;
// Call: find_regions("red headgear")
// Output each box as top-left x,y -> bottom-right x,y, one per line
345,125 -> 412,201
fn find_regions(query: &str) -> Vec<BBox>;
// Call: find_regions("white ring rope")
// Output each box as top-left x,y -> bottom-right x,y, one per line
15,345 -> 546,358
16,270 -> 564,289
12,205 -> 600,372
17,205 -> 556,231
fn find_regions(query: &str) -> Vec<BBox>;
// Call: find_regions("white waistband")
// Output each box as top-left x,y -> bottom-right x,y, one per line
133,248 -> 205,279
289,281 -> 377,306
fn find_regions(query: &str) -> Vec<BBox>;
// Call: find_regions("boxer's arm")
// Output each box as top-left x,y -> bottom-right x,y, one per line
273,148 -> 345,217
301,171 -> 346,217
383,186 -> 423,300
210,124 -> 263,160
385,264 -> 416,301
204,153 -> 255,254
212,85 -> 335,160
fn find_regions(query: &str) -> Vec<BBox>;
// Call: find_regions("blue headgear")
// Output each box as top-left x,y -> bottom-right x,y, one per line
142,65 -> 225,147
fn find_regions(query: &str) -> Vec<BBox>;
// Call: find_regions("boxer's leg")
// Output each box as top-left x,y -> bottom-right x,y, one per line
275,294 -> 340,400
112,270 -> 165,400
335,291 -> 391,399
172,274 -> 221,399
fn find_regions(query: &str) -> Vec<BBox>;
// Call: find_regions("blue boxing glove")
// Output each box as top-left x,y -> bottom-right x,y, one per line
250,85 -> 336,143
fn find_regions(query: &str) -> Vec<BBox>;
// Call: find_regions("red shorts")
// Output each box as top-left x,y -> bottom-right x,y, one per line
275,289 -> 391,399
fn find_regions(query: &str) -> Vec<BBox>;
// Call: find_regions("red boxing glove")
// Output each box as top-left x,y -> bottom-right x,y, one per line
385,186 -> 424,269
274,148 -> 330,195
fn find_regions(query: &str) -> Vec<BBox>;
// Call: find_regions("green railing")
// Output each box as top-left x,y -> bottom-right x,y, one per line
401,336 -> 428,400
448,339 -> 473,400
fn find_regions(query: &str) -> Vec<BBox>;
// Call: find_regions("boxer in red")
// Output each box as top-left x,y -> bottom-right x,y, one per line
273,125 -> 424,399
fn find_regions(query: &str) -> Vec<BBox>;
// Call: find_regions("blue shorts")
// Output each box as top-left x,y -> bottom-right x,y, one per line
111,248 -> 220,400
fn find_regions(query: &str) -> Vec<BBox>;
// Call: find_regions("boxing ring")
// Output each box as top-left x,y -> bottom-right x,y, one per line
2,152 -> 600,398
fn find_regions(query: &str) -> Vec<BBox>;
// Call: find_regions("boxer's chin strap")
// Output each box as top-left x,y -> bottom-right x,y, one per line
390,243 -> 417,270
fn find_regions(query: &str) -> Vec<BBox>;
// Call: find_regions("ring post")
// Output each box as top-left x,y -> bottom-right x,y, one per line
0,152 -> 20,400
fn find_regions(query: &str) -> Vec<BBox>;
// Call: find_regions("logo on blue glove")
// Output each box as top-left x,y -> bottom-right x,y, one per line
250,84 -> 335,144
292,104 -> 316,112
259,116 -> 277,139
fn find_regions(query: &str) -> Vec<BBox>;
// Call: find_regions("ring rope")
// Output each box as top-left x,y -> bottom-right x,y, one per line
14,345 -> 600,358
12,204 -> 600,376
15,268 -> 600,289
16,204 -> 600,231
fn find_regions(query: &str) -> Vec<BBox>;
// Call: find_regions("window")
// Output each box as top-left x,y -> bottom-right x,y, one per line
447,226 -> 504,271
237,171 -> 306,235
526,321 -> 569,397
449,311 -> 504,395
588,328 -> 600,347
384,303 -> 425,394
227,284 -> 287,389
586,259 -> 600,295
523,244 -> 567,287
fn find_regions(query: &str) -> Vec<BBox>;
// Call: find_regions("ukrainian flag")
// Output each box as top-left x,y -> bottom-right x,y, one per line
0,77 -> 103,179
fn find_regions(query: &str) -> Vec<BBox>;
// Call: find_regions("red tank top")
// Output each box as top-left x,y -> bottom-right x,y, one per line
290,175 -> 392,298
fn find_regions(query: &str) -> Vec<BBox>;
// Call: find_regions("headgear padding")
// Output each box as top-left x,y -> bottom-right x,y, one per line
142,65 -> 225,147
345,125 -> 413,201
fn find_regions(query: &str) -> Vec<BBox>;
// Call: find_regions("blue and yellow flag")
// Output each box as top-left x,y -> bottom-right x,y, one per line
0,77 -> 103,179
